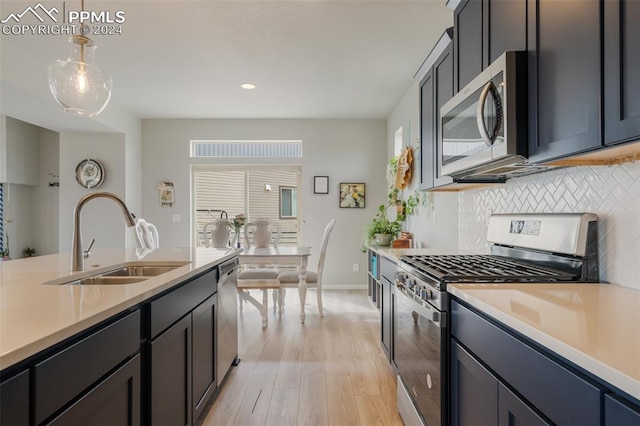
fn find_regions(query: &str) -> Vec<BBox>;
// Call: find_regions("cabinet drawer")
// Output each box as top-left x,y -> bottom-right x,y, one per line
34,310 -> 140,424
1,369 -> 29,425
150,268 -> 218,338
605,393 -> 640,425
451,300 -> 602,426
379,255 -> 395,285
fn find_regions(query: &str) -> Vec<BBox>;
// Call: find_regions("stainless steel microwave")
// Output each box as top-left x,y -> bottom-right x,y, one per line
439,51 -> 529,180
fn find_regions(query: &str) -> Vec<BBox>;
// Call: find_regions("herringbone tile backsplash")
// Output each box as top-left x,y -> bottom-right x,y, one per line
458,162 -> 640,289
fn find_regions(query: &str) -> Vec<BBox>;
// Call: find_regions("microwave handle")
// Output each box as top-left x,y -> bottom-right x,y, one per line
476,81 -> 501,147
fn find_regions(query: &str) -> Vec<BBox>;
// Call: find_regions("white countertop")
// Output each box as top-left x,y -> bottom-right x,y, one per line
0,247 -> 238,370
449,283 -> 640,402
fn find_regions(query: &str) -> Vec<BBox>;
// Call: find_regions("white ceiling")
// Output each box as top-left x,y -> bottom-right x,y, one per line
1,0 -> 452,126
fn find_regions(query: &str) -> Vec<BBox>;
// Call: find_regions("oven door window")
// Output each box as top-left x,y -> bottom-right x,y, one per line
394,288 -> 443,426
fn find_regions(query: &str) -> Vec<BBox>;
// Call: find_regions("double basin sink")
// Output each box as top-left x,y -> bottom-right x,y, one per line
43,262 -> 191,286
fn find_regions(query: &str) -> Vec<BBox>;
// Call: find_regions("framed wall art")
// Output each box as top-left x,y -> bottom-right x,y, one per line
339,182 -> 365,208
314,176 -> 329,194
158,181 -> 174,207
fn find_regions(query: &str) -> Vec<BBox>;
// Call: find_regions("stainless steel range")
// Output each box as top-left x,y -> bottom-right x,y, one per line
394,213 -> 599,426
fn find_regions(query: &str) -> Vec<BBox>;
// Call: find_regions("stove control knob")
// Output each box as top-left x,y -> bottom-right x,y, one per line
424,289 -> 433,300
408,279 -> 416,289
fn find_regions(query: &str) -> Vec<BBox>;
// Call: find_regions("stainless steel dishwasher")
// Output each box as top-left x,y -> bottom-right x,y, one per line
217,257 -> 239,384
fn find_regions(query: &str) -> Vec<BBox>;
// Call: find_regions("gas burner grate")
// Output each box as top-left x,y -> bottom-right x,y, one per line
401,255 -> 578,282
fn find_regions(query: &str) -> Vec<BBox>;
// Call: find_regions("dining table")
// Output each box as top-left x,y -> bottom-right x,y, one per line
238,246 -> 312,323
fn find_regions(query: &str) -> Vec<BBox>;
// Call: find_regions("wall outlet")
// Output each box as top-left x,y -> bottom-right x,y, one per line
353,263 -> 359,272
172,214 -> 181,223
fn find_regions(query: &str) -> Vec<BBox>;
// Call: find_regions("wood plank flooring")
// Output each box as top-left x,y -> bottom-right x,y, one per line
203,289 -> 403,426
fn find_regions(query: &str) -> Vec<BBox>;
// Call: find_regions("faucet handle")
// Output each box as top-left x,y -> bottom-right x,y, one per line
83,238 -> 96,259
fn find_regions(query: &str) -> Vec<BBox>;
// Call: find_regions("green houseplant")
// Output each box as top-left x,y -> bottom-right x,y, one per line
365,204 -> 402,246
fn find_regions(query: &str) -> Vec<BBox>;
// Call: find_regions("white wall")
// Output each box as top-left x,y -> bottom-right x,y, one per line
4,184 -> 34,259
142,119 -> 388,288
386,81 -> 459,249
58,132 -> 128,253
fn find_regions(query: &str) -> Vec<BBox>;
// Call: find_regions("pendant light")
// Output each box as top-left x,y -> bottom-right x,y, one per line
47,1 -> 112,117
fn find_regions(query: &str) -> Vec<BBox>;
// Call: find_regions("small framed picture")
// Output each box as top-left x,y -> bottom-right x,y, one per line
339,183 -> 365,208
314,176 -> 329,194
158,181 -> 174,208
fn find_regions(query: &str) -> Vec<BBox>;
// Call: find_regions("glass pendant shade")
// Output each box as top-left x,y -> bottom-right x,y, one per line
48,36 -> 112,117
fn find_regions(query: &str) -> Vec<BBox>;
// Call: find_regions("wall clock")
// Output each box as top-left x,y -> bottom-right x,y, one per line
75,159 -> 105,189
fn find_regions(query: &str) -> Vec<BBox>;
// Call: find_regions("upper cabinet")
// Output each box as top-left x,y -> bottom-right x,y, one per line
454,0 -> 483,92
453,0 -> 526,93
604,0 -> 640,146
419,29 -> 454,191
527,0 -> 602,163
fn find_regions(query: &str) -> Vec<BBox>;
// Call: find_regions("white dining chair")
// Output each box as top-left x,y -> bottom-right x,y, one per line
237,218 -> 281,327
277,218 -> 335,317
202,219 -> 234,248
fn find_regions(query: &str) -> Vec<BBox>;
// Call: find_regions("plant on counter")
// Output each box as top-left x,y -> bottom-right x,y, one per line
23,247 -> 36,257
365,204 -> 403,247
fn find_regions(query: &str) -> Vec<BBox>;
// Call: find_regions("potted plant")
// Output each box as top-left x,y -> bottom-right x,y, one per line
23,247 -> 36,257
365,204 -> 402,246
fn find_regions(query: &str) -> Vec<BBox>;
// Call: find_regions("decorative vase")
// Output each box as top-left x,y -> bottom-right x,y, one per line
374,233 -> 393,246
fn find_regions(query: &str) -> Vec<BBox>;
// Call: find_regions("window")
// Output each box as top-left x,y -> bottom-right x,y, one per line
191,140 -> 302,158
394,127 -> 403,156
279,187 -> 297,218
193,168 -> 300,246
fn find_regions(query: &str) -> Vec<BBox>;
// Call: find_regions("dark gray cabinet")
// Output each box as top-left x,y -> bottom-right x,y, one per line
420,68 -> 435,190
527,0 -> 602,163
0,369 -> 29,425
419,29 -> 454,190
35,310 -> 141,424
454,0 -> 483,92
604,0 -> 640,146
450,341 -> 498,426
367,250 -> 379,306
150,314 -> 193,426
453,0 -> 526,93
451,342 -> 549,426
147,267 -> 219,426
483,0 -> 527,66
48,355 -> 141,426
605,393 -> 640,426
192,293 -> 217,422
379,255 -> 394,360
451,300 -> 601,425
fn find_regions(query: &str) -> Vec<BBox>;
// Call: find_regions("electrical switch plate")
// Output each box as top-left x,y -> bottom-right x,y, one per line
172,214 -> 181,223
353,263 -> 359,272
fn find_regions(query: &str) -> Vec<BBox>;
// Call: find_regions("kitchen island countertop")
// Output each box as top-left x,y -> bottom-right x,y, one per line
0,247 -> 238,370
449,283 -> 640,402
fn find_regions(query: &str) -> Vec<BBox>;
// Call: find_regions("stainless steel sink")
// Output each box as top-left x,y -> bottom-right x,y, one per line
42,261 -> 191,285
66,276 -> 149,285
101,265 -> 183,277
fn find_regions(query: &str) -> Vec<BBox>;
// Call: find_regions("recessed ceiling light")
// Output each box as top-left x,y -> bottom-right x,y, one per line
241,83 -> 256,90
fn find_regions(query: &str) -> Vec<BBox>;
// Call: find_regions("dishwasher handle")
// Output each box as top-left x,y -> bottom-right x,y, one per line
220,258 -> 239,277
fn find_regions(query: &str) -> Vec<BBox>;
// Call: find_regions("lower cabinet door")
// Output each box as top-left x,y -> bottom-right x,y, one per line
150,315 -> 192,426
605,394 -> 640,425
48,354 -> 141,425
0,369 -> 29,425
192,293 -> 217,422
450,341 -> 498,426
498,383 -> 549,426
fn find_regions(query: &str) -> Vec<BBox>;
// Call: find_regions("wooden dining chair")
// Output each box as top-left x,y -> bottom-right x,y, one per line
277,218 -> 335,317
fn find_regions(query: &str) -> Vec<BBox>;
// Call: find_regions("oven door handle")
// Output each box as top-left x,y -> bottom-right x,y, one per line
395,283 -> 446,329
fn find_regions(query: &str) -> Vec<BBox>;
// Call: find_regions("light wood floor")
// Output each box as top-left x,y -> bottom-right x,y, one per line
203,289 -> 403,426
